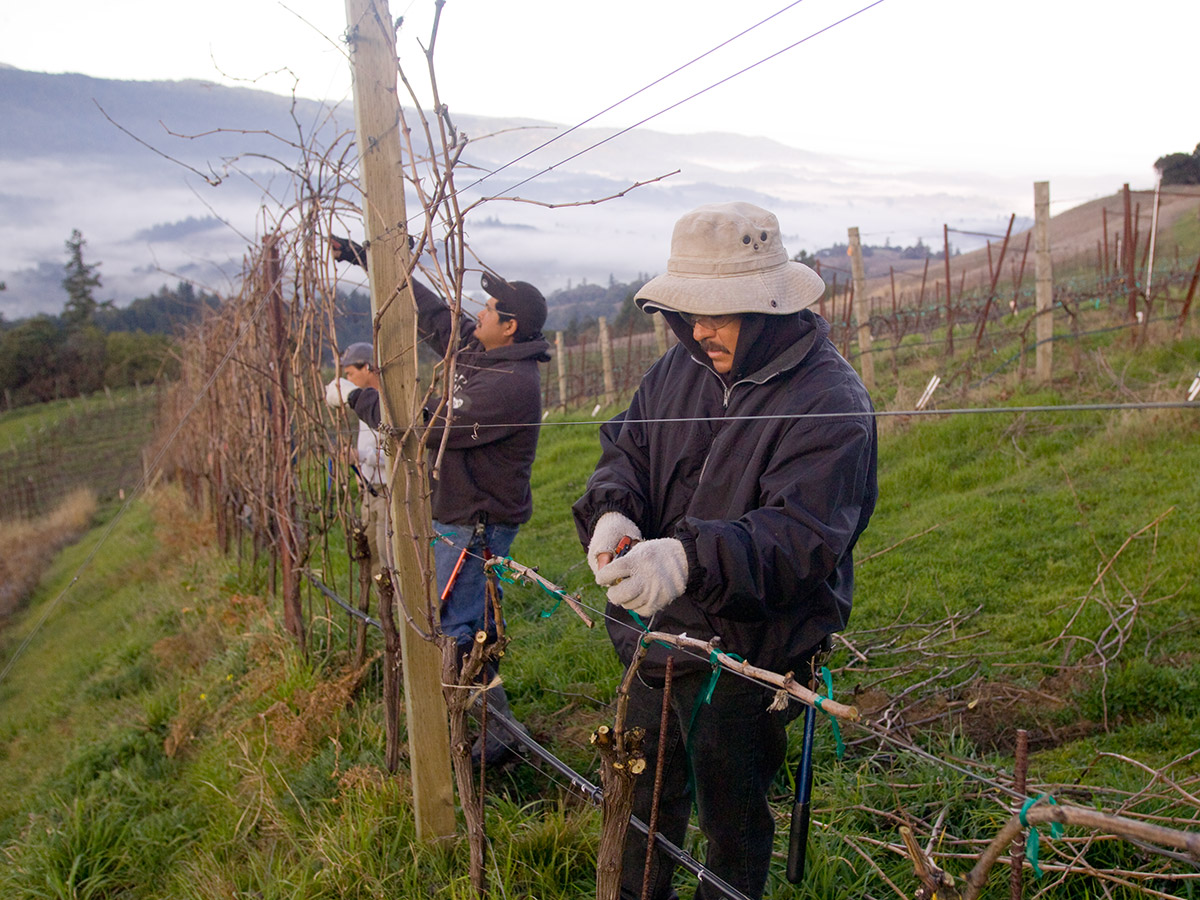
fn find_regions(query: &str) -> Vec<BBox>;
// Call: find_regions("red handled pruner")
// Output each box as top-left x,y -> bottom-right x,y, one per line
613,535 -> 639,559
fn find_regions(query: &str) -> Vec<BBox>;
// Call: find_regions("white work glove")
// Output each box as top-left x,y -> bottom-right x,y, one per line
325,377 -> 357,408
596,538 -> 688,617
587,511 -> 642,577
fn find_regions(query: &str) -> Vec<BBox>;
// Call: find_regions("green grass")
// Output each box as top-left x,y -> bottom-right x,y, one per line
1,335 -> 1199,898
0,387 -> 150,447
1171,203 -> 1200,258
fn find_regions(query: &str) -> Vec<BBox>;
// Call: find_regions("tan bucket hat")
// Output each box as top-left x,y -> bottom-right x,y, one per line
636,201 -> 826,316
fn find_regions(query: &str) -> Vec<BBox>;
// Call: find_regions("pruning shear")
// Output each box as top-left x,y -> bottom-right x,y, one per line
613,535 -> 639,559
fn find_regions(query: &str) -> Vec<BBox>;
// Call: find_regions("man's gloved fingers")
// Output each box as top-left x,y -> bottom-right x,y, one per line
604,575 -> 643,609
587,511 -> 641,577
594,555 -> 634,587
603,538 -> 687,615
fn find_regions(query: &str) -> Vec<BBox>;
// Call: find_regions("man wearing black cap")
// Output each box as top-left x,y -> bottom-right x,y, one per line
331,237 -> 549,763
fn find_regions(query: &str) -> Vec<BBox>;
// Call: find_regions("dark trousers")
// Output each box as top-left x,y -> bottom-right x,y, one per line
618,668 -> 801,900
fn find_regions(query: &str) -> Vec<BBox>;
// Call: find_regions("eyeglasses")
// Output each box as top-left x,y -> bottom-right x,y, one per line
679,312 -> 737,330
485,301 -> 515,322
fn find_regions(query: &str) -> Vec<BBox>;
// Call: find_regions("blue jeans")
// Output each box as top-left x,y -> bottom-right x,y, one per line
619,669 -> 801,900
432,520 -> 520,648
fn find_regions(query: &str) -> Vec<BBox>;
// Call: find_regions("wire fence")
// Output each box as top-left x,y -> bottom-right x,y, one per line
0,388 -> 160,520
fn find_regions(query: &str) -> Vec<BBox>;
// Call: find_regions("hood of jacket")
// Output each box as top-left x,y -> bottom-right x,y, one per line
662,307 -> 829,388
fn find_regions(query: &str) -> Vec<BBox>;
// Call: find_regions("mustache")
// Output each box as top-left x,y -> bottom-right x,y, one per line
700,339 -> 731,355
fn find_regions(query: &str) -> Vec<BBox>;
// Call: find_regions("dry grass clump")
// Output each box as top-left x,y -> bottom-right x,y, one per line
254,659 -> 377,756
0,488 -> 97,617
147,485 -> 216,563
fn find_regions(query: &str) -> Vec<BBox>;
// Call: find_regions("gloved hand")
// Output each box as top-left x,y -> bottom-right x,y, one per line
587,511 -> 642,577
330,234 -> 369,269
331,233 -> 415,269
595,537 -> 687,617
325,377 -> 357,408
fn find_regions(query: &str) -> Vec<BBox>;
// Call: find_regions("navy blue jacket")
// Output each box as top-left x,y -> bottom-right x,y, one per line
348,279 -> 549,526
573,309 -> 877,678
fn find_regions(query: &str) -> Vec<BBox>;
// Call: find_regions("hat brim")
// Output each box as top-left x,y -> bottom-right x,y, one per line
636,261 -> 825,316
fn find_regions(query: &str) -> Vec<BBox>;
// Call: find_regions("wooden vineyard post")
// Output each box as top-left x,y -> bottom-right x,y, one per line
943,223 -> 955,358
1034,181 -> 1053,383
1123,183 -> 1138,328
653,315 -> 669,356
344,0 -> 455,840
555,331 -> 568,412
598,316 -> 616,408
848,227 -> 875,391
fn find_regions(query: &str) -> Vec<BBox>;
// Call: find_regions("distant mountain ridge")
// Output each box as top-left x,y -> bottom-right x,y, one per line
0,66 -> 1127,321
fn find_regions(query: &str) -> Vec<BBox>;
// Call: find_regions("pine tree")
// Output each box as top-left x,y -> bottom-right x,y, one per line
61,229 -> 104,329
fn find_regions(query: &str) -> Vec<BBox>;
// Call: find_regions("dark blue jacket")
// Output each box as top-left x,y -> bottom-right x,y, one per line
573,309 -> 877,678
349,279 -> 549,526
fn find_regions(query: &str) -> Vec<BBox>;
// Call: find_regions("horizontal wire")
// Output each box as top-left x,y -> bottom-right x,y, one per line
482,0 -> 889,203
383,540 -> 1033,804
453,0 -> 810,198
361,400 -> 1200,438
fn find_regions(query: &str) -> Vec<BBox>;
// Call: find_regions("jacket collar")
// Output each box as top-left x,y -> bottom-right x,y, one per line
466,336 -> 552,364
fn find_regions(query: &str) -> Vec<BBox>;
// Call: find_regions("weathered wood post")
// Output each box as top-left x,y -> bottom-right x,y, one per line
653,315 -> 668,356
1141,176 -> 1162,344
1034,181 -> 1054,384
555,331 -> 568,412
943,223 -> 954,357
598,316 -> 616,407
344,0 -> 455,840
1102,206 -> 1110,283
847,227 -> 875,391
1009,729 -> 1029,900
1174,253 -> 1200,340
1123,183 -> 1137,327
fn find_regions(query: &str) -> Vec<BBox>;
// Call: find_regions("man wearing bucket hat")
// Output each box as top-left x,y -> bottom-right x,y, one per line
330,236 -> 549,765
573,202 -> 878,899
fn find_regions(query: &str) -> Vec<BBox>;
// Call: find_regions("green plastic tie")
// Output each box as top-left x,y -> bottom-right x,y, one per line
701,648 -> 745,705
814,666 -> 845,760
1019,794 -> 1064,879
488,556 -> 520,586
430,530 -> 456,548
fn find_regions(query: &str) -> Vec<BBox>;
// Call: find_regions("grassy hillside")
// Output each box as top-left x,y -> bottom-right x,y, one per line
1,336 -> 1198,898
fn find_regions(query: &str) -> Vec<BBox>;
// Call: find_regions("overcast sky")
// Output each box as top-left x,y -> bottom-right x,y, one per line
2,0 -> 1195,187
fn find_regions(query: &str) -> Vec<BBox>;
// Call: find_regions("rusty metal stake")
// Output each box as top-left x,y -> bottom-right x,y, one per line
641,656 -> 675,900
1010,729 -> 1029,900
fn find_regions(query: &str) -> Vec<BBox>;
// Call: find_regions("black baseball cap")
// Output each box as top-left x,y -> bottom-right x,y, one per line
481,272 -> 547,341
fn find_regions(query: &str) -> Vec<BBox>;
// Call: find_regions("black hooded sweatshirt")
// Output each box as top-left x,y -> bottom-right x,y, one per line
349,279 -> 550,526
572,308 -> 878,678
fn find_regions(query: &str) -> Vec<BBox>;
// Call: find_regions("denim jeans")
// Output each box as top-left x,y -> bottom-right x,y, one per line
618,668 -> 801,900
432,520 -> 519,647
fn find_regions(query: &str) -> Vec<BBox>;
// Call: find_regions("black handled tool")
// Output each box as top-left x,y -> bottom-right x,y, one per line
786,696 -> 817,883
